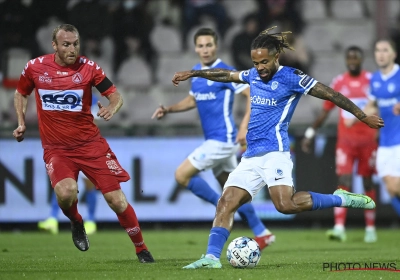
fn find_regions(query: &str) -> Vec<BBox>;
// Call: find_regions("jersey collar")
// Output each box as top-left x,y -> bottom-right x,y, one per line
380,64 -> 399,81
201,58 -> 221,69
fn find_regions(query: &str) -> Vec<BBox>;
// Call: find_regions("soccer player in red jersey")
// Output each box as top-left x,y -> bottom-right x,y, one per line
301,46 -> 378,243
12,24 -> 154,262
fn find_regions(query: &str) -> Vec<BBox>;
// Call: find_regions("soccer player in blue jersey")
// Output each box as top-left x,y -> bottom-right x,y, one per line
152,28 -> 275,250
364,39 -> 400,220
172,26 -> 384,269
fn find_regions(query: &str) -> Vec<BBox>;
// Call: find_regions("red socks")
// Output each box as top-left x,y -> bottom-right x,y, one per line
117,204 -> 147,253
364,189 -> 376,227
60,199 -> 83,224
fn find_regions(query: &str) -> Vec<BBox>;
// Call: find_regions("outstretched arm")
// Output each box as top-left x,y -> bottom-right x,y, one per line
172,69 -> 244,86
308,82 -> 384,129
152,95 -> 196,120
13,90 -> 28,142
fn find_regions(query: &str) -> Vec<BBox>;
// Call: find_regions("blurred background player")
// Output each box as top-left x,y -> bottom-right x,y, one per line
365,39 -> 400,222
152,27 -> 275,250
38,94 -> 102,235
301,46 -> 378,243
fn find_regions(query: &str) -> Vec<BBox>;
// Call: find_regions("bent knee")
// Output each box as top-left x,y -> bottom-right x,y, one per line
174,169 -> 191,187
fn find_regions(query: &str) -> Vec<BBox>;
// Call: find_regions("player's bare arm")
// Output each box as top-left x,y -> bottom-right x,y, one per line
97,91 -> 123,121
236,87 -> 251,146
308,82 -> 384,129
152,95 -> 196,119
13,90 -> 28,142
172,69 -> 243,86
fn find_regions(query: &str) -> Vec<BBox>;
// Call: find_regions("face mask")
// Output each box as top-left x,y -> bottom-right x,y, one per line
123,0 -> 138,10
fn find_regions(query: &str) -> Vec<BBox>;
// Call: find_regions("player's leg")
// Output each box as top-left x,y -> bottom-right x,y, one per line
326,145 -> 355,241
82,139 -> 153,262
183,155 -> 264,269
103,188 -> 154,263
38,191 -> 59,234
264,152 -> 375,214
376,145 -> 400,218
216,171 -> 275,250
44,151 -> 88,251
183,186 -> 251,269
326,174 -> 352,242
358,142 -> 378,243
82,175 -> 97,235
176,141 -> 229,206
175,158 -> 220,205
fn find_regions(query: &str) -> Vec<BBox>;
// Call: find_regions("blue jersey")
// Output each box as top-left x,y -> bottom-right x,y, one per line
369,64 -> 400,147
239,66 -> 317,157
190,58 -> 248,143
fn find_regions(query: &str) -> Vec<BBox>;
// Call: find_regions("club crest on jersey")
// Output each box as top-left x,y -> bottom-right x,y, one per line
271,81 -> 279,90
39,72 -> 52,84
388,83 -> 396,93
72,72 -> 83,84
276,168 -> 283,176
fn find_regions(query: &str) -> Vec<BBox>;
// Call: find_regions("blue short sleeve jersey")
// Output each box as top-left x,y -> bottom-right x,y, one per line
369,64 -> 400,147
239,66 -> 317,157
190,58 -> 249,143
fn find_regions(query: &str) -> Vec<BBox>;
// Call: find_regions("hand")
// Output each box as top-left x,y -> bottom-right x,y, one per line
97,101 -> 114,121
172,71 -> 192,86
301,137 -> 313,154
361,115 -> 384,129
393,102 -> 400,115
13,125 -> 26,142
235,127 -> 247,146
151,105 -> 168,120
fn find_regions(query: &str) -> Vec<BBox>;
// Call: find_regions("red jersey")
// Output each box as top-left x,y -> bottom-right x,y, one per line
17,54 -> 116,150
323,70 -> 376,143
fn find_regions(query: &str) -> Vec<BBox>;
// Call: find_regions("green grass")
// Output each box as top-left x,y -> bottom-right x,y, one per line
0,228 -> 399,280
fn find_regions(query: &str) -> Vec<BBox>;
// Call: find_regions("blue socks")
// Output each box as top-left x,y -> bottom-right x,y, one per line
237,203 -> 266,236
206,227 -> 230,258
50,192 -> 59,218
309,191 -> 342,210
187,176 -> 220,206
86,189 -> 97,221
391,196 -> 400,217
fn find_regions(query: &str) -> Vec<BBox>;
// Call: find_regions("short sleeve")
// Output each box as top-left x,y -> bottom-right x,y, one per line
16,62 -> 35,95
227,82 -> 249,94
291,69 -> 318,95
239,69 -> 251,84
91,62 -> 116,96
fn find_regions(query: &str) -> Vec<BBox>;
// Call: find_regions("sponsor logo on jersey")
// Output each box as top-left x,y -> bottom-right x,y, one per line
39,72 -> 52,84
39,89 -> 83,112
72,73 -> 83,84
57,71 -> 68,76
193,92 -> 217,101
251,95 -> 277,106
377,97 -> 398,107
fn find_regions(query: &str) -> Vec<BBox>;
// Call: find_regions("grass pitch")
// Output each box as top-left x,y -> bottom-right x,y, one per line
0,228 -> 399,280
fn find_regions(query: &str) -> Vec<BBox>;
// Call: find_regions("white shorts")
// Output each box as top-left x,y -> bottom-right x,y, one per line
188,140 -> 239,176
224,151 -> 294,199
376,144 -> 400,177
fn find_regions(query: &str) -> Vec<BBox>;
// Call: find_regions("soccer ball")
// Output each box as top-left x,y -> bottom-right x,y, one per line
226,236 -> 261,268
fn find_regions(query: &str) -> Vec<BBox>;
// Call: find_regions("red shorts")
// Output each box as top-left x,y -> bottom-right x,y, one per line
335,140 -> 377,176
43,137 -> 130,194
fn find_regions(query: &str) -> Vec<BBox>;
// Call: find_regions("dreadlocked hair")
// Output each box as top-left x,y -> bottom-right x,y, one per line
251,26 -> 294,55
